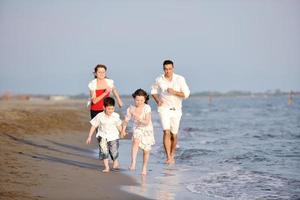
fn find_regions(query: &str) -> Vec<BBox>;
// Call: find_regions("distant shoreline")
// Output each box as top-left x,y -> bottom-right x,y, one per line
1,90 -> 299,101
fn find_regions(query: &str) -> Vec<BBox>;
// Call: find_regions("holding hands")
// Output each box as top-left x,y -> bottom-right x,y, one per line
120,130 -> 127,138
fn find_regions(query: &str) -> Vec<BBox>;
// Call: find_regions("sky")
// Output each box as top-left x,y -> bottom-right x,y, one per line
0,0 -> 299,95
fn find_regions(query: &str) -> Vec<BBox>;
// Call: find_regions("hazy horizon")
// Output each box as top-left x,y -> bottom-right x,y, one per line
1,0 -> 299,96
0,89 -> 297,97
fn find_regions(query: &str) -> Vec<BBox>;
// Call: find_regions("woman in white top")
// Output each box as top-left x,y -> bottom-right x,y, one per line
88,64 -> 123,119
121,89 -> 155,175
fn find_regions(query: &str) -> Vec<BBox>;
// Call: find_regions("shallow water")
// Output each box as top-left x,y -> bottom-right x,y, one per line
102,95 -> 300,200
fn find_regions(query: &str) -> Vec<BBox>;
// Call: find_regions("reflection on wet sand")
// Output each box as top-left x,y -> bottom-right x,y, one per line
123,166 -> 181,200
125,175 -> 153,199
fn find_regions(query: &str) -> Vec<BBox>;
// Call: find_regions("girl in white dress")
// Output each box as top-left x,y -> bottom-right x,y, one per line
121,89 -> 155,175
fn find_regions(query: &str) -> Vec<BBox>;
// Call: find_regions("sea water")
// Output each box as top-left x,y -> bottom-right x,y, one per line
115,95 -> 300,200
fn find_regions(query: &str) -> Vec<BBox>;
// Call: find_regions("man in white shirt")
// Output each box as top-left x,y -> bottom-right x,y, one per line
151,60 -> 190,164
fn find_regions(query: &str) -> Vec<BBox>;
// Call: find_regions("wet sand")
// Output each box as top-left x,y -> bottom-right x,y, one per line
0,99 -> 152,200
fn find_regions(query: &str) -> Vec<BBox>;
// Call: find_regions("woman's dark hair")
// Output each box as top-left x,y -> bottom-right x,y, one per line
132,88 -> 149,104
94,64 -> 107,78
104,97 -> 115,107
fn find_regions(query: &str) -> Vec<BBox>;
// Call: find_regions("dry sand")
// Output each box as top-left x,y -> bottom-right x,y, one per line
0,99 -> 152,200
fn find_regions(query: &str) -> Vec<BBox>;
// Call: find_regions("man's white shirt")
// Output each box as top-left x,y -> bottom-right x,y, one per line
151,73 -> 190,112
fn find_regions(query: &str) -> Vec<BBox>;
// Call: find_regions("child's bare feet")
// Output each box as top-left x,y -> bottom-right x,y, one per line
128,165 -> 136,171
128,161 -> 136,170
102,168 -> 110,173
112,160 -> 119,169
141,167 -> 147,175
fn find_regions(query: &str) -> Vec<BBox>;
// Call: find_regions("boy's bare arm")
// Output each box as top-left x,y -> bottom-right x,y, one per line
86,126 -> 96,144
117,125 -> 122,133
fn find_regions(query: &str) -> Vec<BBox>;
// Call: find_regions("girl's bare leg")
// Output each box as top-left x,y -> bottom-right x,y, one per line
142,150 -> 150,175
129,138 -> 140,170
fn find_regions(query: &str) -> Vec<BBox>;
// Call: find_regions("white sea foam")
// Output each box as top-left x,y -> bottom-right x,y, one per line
186,168 -> 298,200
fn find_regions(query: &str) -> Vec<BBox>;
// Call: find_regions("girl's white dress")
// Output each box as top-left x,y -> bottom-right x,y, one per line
125,104 -> 155,151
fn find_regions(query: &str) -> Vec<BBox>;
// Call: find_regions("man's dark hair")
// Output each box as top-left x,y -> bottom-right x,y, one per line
163,60 -> 174,67
104,97 -> 115,107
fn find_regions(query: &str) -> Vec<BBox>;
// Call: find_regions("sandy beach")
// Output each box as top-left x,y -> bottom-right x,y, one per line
0,99 -> 152,200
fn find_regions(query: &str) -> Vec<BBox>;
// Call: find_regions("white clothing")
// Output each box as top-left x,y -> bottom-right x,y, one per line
159,109 -> 182,134
88,78 -> 115,92
125,104 -> 155,151
87,78 -> 115,107
151,73 -> 190,111
90,112 -> 122,142
151,73 -> 189,133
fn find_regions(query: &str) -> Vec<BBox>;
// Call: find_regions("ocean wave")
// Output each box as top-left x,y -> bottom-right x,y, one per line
175,148 -> 217,163
186,169 -> 300,200
221,151 -> 270,165
182,127 -> 202,133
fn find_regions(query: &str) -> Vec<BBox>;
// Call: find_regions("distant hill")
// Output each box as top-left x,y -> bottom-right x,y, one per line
191,90 -> 299,97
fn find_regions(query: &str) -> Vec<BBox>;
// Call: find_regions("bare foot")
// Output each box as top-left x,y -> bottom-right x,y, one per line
128,165 -> 136,171
112,164 -> 119,169
112,160 -> 119,169
169,158 -> 175,164
165,158 -> 175,165
141,171 -> 147,175
128,162 -> 136,170
170,154 -> 176,164
102,168 -> 110,173
165,159 -> 172,164
141,168 -> 147,175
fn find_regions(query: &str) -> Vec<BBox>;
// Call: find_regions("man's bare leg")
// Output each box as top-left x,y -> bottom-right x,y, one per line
163,130 -> 172,164
169,132 -> 177,164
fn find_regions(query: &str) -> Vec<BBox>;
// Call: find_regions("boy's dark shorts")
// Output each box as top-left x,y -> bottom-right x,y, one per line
97,137 -> 119,161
